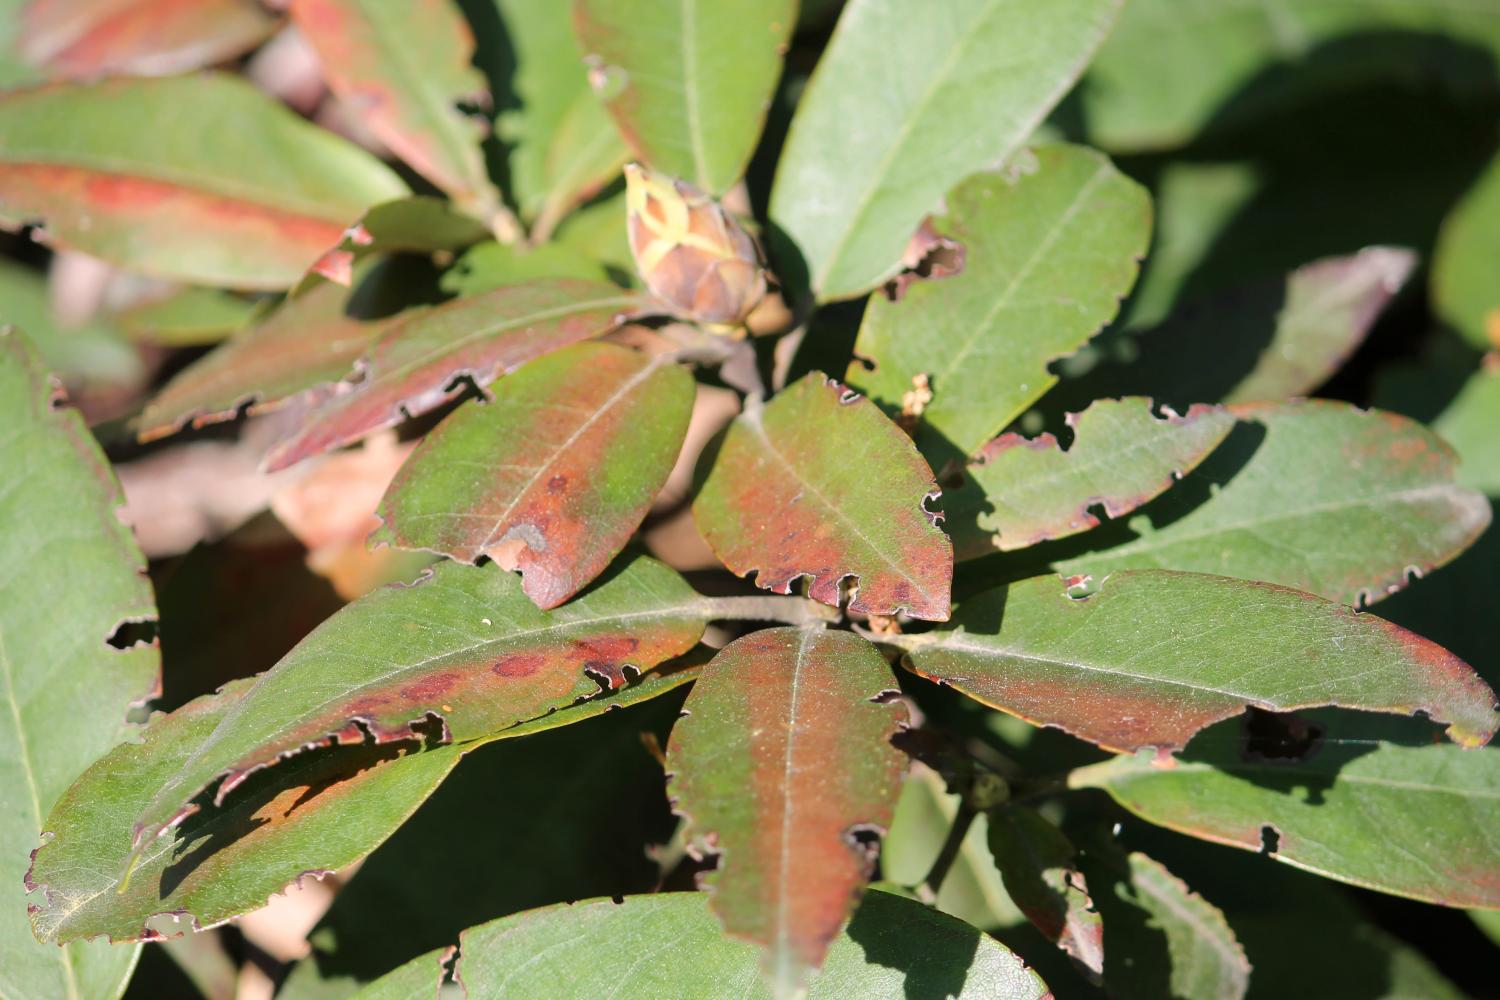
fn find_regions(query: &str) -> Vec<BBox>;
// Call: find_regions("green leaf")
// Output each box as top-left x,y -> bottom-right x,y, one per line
572,0 -> 794,195
135,278 -> 390,442
694,373 -> 952,620
0,257 -> 142,388
376,342 -> 694,608
126,555 -> 710,857
902,570 -> 1498,755
846,145 -> 1151,461
439,240 -> 608,297
1472,908 -> 1500,948
1093,852 -> 1249,1000
986,806 -> 1104,977
290,0 -> 502,219
29,659 -> 701,945
1433,363 -> 1500,496
350,889 -> 1050,999
114,286 -> 259,348
1434,152 -> 1500,350
18,0 -> 275,79
1,328 -> 157,999
491,0 -> 628,234
296,196 -> 493,291
947,398 -> 1233,559
1081,0 -> 1500,152
263,279 -> 643,470
1055,400 -> 1493,608
0,74 -> 408,289
1071,711 -> 1500,908
667,627 -> 908,993
769,0 -> 1125,301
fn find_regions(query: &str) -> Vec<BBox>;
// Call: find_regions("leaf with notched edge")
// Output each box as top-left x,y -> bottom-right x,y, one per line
135,279 -> 391,442
20,0 -> 276,79
263,279 -> 645,471
902,570 -> 1498,756
28,664 -> 701,945
0,328 -> 158,1000
666,627 -> 909,994
1055,400 -> 1493,608
987,805 -> 1104,978
0,74 -> 408,289
376,342 -> 695,609
290,0 -> 503,220
1072,711 -> 1500,909
127,555 -> 711,861
694,373 -> 952,620
946,398 -> 1233,559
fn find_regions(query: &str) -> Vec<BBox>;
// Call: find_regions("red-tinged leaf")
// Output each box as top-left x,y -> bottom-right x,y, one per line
135,279 -> 390,442
667,627 -> 909,993
0,75 -> 407,289
20,0 -> 276,79
375,342 -> 695,608
987,805 -> 1104,979
1,328 -> 158,998
947,398 -> 1234,559
902,571 -> 1498,756
290,0 -> 502,219
693,373 -> 953,620
128,555 -> 712,856
262,279 -> 644,471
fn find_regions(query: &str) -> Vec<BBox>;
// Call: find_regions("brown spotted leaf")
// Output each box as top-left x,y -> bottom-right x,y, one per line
263,279 -> 644,471
987,805 -> 1104,979
290,0 -> 503,219
947,398 -> 1233,559
903,571 -> 1498,756
0,75 -> 407,289
127,554 -> 712,860
666,627 -> 909,994
20,0 -> 277,79
693,373 -> 953,620
375,342 -> 695,609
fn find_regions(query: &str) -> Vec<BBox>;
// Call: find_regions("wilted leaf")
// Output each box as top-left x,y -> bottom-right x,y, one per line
348,889 -> 1050,999
28,664 -> 697,946
1055,401 -> 1493,607
0,74 -> 408,288
1072,711 -> 1500,908
694,373 -> 952,620
127,555 -> 711,855
1434,152 -> 1500,351
573,0 -> 794,195
115,285 -> 258,347
902,570 -> 1498,755
0,257 -> 141,388
847,145 -> 1151,462
20,0 -> 276,79
987,805 -> 1104,977
376,341 -> 694,608
291,0 -> 502,219
667,627 -> 908,992
1,328 -> 157,999
769,0 -> 1125,301
263,279 -> 643,471
946,398 -> 1232,559
135,278 -> 390,442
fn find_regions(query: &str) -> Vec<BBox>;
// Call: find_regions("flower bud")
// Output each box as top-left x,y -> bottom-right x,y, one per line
625,163 -> 767,328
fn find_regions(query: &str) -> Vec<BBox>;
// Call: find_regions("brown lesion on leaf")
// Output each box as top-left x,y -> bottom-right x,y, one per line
885,218 -> 966,302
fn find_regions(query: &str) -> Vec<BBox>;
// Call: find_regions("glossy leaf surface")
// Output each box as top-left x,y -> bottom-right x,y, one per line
0,75 -> 407,288
291,0 -> 502,218
376,342 -> 694,608
947,398 -> 1232,559
987,805 -> 1104,976
264,279 -> 642,470
129,555 -> 709,854
667,627 -> 908,993
19,0 -> 276,79
1,329 -> 156,1000
770,0 -> 1125,300
1072,712 -> 1500,908
847,145 -> 1151,461
573,0 -> 794,194
1434,151 -> 1500,350
1056,401 -> 1493,607
904,570 -> 1498,755
694,373 -> 952,620
349,890 -> 1049,999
